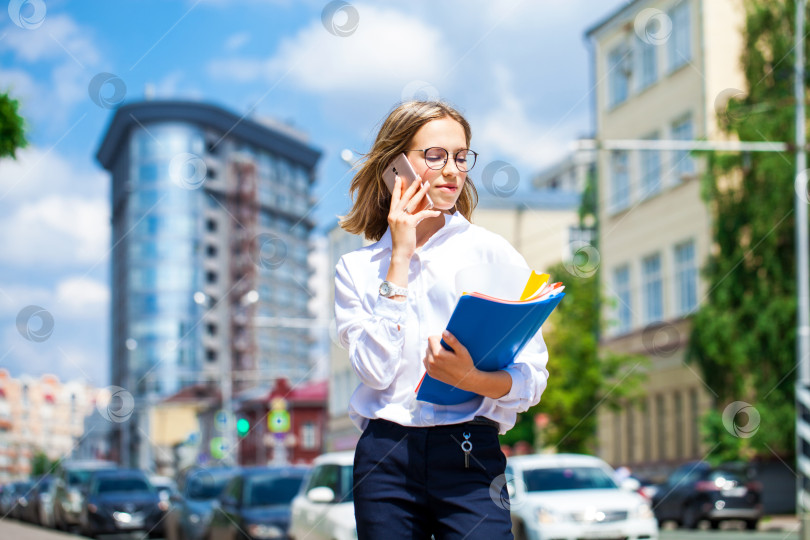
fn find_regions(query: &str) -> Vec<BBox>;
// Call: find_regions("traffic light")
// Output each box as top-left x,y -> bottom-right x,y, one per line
237,417 -> 250,437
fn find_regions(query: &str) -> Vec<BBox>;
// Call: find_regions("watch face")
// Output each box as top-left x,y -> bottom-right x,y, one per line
380,282 -> 391,296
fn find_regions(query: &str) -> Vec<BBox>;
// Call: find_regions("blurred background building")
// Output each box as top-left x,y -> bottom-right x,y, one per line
0,370 -> 96,482
96,100 -> 322,469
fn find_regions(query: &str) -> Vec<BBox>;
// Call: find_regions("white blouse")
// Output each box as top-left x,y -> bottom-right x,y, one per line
334,211 -> 550,434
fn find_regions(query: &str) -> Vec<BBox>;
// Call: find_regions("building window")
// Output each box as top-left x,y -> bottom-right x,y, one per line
301,421 -> 318,450
636,36 -> 657,90
642,253 -> 663,323
613,411 -> 622,463
668,1 -> 692,72
640,133 -> 661,198
644,397 -> 653,462
690,388 -> 700,457
674,240 -> 698,315
674,391 -> 684,459
205,349 -> 217,362
614,264 -> 632,334
610,150 -> 630,212
671,115 -> 695,181
607,46 -> 631,107
205,219 -> 217,233
656,394 -> 666,461
205,244 -> 217,257
205,323 -> 217,336
626,406 -> 635,464
205,271 -> 217,284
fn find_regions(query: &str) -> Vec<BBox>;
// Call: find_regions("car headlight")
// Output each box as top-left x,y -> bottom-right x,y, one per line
246,523 -> 284,538
634,502 -> 654,519
538,507 -> 564,524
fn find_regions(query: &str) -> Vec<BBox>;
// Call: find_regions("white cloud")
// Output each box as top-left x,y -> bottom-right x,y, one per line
1,195 -> 109,266
1,13 -> 100,66
55,277 -> 109,318
472,65 -> 584,171
208,4 -> 451,95
224,31 -> 251,52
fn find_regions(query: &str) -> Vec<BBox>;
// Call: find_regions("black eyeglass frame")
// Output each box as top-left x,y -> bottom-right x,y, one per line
404,147 -> 479,172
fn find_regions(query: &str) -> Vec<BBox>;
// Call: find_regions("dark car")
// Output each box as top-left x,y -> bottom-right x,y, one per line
79,469 -> 167,538
4,480 -> 33,520
20,475 -> 55,524
206,466 -> 308,540
53,459 -> 117,531
164,466 -> 239,540
652,461 -> 762,529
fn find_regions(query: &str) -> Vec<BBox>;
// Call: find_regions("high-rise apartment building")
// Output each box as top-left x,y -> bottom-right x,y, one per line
96,100 -> 321,466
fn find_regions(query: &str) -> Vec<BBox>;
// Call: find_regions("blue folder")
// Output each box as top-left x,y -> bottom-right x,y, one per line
415,292 -> 565,405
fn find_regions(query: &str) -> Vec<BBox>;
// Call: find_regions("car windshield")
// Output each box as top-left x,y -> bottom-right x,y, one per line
67,470 -> 95,486
245,475 -> 304,507
522,466 -> 618,492
186,472 -> 233,500
96,477 -> 151,494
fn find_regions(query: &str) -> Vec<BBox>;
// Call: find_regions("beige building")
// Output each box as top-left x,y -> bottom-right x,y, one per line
0,370 -> 97,482
324,190 -> 583,451
586,0 -> 745,473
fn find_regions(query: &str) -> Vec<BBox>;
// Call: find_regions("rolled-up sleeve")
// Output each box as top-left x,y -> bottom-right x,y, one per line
334,257 -> 408,390
497,328 -> 549,411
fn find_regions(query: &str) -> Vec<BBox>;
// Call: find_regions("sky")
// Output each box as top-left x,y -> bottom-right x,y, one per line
0,0 -> 628,389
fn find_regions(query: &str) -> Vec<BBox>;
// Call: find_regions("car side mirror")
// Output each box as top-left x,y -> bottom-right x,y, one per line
306,486 -> 335,503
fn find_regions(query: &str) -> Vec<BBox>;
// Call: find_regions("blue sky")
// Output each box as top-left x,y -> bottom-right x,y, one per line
0,0 -> 626,388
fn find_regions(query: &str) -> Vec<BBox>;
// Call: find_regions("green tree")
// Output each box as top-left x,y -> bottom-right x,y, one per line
31,451 -> 57,477
0,91 -> 26,159
688,0 -> 805,460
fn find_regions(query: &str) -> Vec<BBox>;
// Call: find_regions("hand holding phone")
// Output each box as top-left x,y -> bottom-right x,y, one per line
382,153 -> 434,211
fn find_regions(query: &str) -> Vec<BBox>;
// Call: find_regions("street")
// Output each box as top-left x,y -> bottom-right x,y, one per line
0,517 -> 799,540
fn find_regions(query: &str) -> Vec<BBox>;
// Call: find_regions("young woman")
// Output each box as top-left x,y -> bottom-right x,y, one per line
334,101 -> 550,539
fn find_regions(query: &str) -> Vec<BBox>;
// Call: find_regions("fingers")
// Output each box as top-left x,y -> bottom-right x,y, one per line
441,330 -> 468,355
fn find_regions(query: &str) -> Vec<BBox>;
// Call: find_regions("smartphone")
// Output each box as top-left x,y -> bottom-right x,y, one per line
382,153 -> 434,209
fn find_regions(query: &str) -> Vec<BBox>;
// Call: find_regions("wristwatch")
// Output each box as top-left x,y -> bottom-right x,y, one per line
379,280 -> 408,298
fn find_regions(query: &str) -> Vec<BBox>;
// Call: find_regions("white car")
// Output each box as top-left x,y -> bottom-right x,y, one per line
505,454 -> 658,540
289,451 -> 357,540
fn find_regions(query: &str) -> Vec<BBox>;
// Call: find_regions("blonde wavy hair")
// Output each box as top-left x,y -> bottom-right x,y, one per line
339,101 -> 478,241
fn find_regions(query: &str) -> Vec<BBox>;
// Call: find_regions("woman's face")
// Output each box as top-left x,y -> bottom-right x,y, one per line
405,117 -> 468,212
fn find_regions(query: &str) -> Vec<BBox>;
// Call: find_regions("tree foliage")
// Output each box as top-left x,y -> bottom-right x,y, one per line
688,0 -> 805,459
0,91 -> 26,159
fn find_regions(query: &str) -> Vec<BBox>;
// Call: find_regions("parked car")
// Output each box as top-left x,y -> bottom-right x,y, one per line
53,459 -> 117,531
79,468 -> 167,538
651,461 -> 762,530
32,474 -> 58,527
290,451 -> 356,540
20,475 -> 56,525
206,466 -> 309,540
4,480 -> 34,521
164,466 -> 239,540
506,454 -> 658,540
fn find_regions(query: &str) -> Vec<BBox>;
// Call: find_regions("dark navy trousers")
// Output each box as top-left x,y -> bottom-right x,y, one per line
353,418 -> 514,540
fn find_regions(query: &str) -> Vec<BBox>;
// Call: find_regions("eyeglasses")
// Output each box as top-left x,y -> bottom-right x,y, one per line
405,147 -> 478,172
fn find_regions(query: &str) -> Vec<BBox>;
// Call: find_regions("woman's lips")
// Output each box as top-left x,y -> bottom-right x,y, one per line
436,185 -> 457,192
